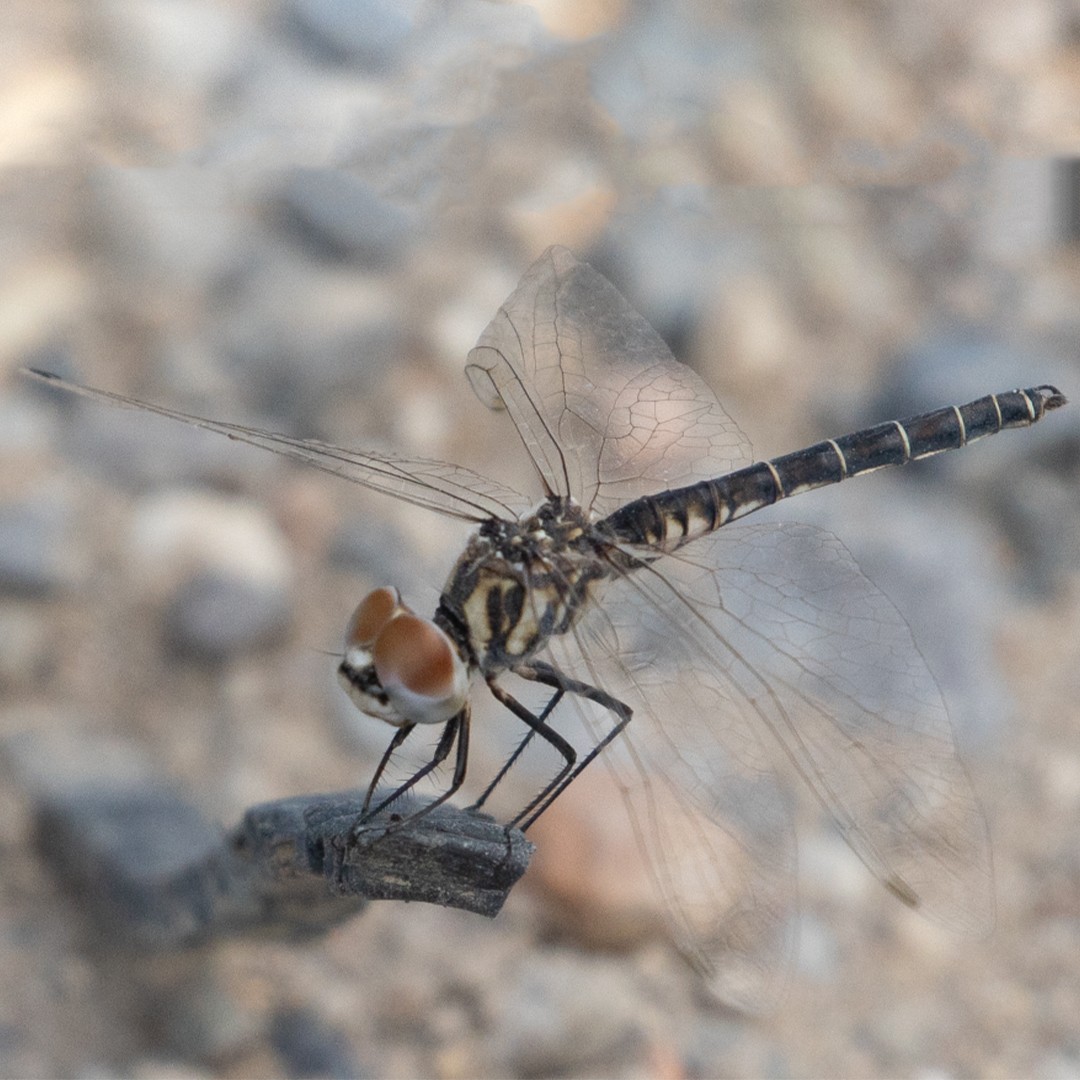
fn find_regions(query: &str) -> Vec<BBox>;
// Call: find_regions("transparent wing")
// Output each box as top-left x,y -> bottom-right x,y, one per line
545,608 -> 798,1011
465,246 -> 753,516
23,368 -> 533,521
543,518 -> 992,1007
614,521 -> 995,937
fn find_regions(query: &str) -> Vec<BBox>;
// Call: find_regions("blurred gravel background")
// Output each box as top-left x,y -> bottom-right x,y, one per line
2,1 -> 1080,1076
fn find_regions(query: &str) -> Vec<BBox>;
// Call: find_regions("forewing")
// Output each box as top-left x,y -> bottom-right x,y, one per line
619,521 -> 995,937
24,369 -> 532,521
466,247 -> 752,515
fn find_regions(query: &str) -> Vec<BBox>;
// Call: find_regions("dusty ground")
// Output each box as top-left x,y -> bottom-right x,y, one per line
2,1 -> 1080,1076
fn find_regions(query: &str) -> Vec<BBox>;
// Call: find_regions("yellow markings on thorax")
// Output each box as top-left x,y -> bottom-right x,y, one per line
462,577 -> 497,653
505,600 -> 542,659
461,569 -> 572,664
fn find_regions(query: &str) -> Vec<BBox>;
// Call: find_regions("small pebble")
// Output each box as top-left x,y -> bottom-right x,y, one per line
284,0 -> 416,72
164,571 -> 290,661
0,499 -> 73,596
269,1005 -> 366,1079
276,168 -> 415,266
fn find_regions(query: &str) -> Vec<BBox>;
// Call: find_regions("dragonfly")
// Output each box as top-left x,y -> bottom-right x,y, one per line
25,246 -> 1065,1008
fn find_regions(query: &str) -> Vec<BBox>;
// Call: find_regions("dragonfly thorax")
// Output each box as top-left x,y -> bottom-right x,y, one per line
337,586 -> 470,727
436,497 -> 614,674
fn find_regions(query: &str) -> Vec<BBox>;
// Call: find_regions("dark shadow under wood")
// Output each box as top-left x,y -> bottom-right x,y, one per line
15,735 -> 532,951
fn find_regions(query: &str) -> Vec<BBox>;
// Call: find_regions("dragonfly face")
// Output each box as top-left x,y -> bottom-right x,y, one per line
339,496 -> 618,723
338,586 -> 470,727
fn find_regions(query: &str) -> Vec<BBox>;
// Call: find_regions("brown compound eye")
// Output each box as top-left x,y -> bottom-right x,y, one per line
372,611 -> 469,726
345,587 -> 401,648
373,612 -> 458,702
340,588 -> 469,726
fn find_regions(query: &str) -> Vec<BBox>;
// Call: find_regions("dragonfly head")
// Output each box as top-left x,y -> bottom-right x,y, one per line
337,587 -> 469,727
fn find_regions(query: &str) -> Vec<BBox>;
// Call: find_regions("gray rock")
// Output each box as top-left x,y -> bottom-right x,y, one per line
276,168 -> 415,266
164,572 -> 291,661
0,499 -> 73,596
269,1006 -> 366,1079
492,950 -> 646,1076
329,514 -> 429,589
284,0 -> 416,72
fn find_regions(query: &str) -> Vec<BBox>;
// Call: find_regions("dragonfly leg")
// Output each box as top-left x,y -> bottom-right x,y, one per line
357,707 -> 471,829
361,722 -> 415,814
495,661 -> 633,831
468,687 -> 566,811
483,678 -> 578,825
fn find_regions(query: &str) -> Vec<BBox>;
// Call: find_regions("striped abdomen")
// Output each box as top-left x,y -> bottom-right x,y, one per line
602,385 -> 1066,552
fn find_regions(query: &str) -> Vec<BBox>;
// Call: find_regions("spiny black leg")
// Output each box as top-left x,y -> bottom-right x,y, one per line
517,709 -> 630,830
366,704 -> 474,832
360,710 -> 464,824
509,660 -> 633,831
484,679 -> 577,826
362,723 -> 415,814
468,687 -> 565,811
